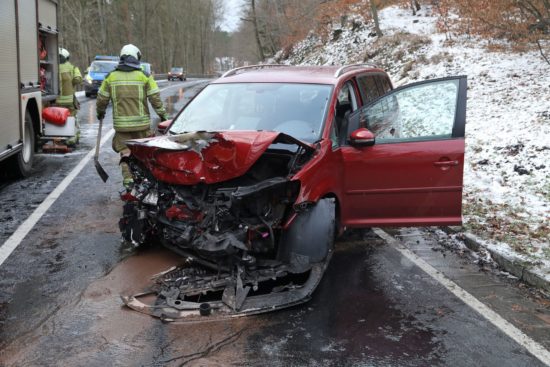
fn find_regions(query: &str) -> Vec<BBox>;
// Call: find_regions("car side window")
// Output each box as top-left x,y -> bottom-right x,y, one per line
376,75 -> 392,94
358,78 -> 461,143
333,81 -> 359,147
356,75 -> 381,103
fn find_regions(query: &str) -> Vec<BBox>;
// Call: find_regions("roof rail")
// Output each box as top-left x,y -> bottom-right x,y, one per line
221,64 -> 288,78
334,63 -> 379,77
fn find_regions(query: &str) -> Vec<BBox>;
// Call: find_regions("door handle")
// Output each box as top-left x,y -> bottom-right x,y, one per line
434,160 -> 459,167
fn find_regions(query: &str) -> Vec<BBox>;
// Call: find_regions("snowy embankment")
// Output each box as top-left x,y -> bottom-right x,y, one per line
276,6 -> 550,268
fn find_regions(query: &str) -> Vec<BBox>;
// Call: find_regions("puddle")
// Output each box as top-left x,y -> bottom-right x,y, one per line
164,88 -> 187,116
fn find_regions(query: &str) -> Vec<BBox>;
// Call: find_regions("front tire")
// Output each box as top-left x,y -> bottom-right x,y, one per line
13,110 -> 35,177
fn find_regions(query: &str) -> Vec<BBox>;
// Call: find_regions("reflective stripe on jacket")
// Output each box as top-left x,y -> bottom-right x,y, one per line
58,62 -> 82,106
96,70 -> 167,132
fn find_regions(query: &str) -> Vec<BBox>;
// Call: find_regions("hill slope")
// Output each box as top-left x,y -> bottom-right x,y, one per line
275,5 -> 550,267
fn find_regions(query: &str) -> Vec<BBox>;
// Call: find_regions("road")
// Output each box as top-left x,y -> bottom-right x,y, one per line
0,80 -> 549,366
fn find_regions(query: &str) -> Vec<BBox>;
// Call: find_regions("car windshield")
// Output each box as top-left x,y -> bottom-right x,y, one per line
170,83 -> 332,143
90,61 -> 117,73
171,67 -> 183,73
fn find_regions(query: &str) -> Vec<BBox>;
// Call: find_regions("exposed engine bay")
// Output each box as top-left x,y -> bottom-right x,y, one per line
119,131 -> 336,321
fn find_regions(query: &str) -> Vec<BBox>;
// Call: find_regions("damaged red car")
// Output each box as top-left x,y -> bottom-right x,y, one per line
119,64 -> 467,321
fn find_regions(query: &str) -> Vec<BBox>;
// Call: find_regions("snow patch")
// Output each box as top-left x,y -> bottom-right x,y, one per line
277,5 -> 549,264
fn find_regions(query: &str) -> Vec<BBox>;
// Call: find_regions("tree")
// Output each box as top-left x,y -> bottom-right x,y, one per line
58,0 -> 222,73
435,0 -> 549,63
369,0 -> 383,36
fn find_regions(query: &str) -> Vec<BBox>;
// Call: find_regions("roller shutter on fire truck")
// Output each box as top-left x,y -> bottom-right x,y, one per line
0,0 -> 21,158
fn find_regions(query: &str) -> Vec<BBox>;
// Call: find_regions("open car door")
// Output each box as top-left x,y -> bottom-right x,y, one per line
341,76 -> 467,227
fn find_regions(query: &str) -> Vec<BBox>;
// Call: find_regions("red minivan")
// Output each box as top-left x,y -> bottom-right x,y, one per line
120,64 -> 467,320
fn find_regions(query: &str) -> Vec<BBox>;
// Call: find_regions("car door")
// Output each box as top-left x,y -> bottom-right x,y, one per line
340,76 -> 467,227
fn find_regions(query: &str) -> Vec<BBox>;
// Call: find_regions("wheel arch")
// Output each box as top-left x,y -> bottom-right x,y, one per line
321,192 -> 342,234
25,98 -> 41,143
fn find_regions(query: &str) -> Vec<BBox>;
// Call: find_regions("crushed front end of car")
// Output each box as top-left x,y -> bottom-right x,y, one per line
119,131 -> 336,321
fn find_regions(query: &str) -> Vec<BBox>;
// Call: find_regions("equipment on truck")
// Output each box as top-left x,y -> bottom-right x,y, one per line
0,0 -> 76,176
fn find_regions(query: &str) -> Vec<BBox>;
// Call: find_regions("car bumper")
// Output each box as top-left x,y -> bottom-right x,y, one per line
84,82 -> 101,94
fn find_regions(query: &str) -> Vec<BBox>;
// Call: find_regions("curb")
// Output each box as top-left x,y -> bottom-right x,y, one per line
442,226 -> 550,293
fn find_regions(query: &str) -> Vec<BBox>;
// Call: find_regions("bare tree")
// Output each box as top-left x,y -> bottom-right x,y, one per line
369,0 -> 383,37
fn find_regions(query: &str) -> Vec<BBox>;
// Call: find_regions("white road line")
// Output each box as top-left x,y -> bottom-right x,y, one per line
373,228 -> 550,366
0,129 -> 115,267
0,82 -> 195,267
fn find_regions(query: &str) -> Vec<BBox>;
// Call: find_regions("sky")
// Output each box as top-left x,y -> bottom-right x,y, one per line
219,0 -> 246,32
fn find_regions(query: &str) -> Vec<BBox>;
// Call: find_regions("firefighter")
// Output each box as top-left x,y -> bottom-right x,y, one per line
57,48 -> 82,146
96,44 -> 168,190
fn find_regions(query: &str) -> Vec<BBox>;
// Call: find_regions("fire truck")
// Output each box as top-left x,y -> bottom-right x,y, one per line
0,0 -> 76,177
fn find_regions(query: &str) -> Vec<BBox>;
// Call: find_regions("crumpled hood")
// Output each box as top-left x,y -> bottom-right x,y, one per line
126,131 -> 314,185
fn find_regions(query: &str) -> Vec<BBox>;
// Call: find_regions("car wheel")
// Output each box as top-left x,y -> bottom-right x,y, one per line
85,92 -> 91,97
11,110 -> 35,177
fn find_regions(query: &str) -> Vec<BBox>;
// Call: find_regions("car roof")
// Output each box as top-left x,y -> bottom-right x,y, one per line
212,64 -> 386,85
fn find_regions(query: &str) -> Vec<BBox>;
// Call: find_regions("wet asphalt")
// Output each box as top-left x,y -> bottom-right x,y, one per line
0,80 -> 549,366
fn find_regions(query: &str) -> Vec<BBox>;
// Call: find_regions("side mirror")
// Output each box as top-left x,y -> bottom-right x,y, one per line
349,128 -> 375,147
157,119 -> 172,135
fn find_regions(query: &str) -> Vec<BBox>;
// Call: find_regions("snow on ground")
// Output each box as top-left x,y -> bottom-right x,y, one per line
275,5 -> 550,265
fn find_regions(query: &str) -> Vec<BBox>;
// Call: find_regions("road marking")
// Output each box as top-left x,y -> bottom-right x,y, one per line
373,228 -> 550,366
0,130 -> 115,267
0,81 -> 205,267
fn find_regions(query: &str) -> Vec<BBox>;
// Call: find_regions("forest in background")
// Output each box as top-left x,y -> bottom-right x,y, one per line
237,0 -> 549,63
58,0 -> 223,74
58,0 -> 549,73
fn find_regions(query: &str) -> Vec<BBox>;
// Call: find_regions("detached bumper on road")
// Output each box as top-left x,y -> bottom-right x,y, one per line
121,259 -> 329,322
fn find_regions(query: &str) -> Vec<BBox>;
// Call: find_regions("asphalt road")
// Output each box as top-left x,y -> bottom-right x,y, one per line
0,81 -> 549,366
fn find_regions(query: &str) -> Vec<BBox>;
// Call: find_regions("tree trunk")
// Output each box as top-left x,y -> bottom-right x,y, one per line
251,0 -> 266,60
369,0 -> 383,37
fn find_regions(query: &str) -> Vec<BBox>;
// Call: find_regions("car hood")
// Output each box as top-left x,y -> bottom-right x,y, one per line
88,71 -> 109,81
126,131 -> 314,185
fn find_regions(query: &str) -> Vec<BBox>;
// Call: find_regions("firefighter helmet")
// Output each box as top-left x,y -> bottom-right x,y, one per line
120,44 -> 142,61
59,48 -> 70,63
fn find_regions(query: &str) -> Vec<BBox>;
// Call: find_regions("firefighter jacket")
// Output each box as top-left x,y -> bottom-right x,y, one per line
96,70 -> 167,132
57,61 -> 82,106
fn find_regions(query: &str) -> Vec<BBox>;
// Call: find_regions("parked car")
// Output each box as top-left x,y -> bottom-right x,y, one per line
168,67 -> 186,81
120,64 -> 467,321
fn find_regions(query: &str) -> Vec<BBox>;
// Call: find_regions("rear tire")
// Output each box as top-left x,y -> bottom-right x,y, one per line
13,110 -> 35,177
